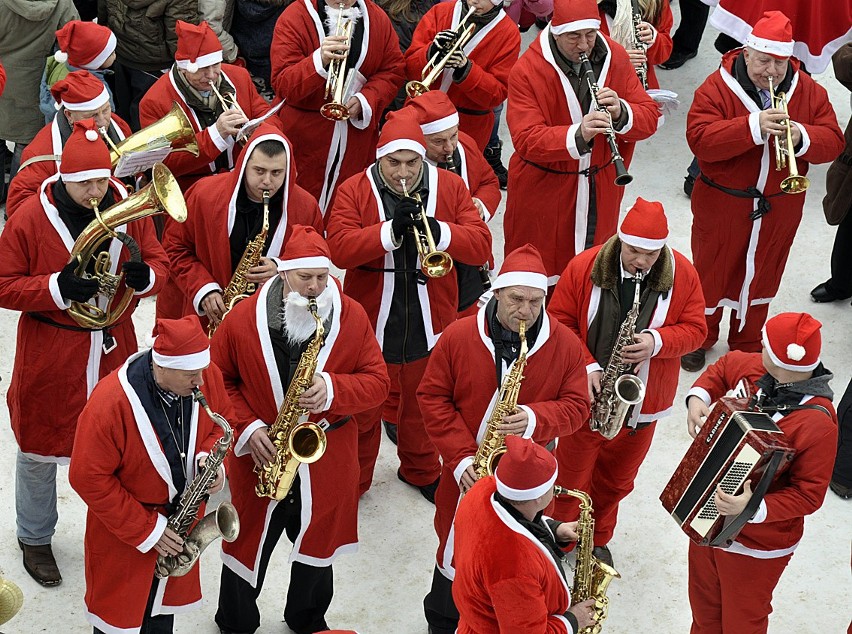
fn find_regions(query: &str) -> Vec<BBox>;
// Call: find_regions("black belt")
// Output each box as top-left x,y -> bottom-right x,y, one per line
320,415 -> 351,432
699,174 -> 784,221
457,106 -> 490,116
26,311 -> 125,353
356,265 -> 429,285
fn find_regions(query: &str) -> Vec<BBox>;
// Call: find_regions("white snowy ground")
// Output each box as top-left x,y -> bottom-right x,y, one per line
1,5 -> 850,633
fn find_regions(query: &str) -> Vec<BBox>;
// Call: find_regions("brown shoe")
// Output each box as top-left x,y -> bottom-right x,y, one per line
681,348 -> 707,372
19,540 -> 62,587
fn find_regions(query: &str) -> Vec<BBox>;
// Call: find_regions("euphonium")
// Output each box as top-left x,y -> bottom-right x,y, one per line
406,6 -> 476,98
155,388 -> 240,578
0,576 -> 23,626
67,162 -> 187,329
103,102 -> 199,167
472,319 -> 527,478
256,298 -> 328,500
400,178 -> 453,278
767,76 -> 809,194
321,3 -> 355,121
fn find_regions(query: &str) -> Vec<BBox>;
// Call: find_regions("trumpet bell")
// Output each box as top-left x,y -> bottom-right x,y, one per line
405,80 -> 430,99
780,174 -> 809,194
422,251 -> 454,278
320,102 -> 351,122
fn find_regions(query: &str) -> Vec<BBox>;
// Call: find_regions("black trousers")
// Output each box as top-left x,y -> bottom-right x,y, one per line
94,578 -> 174,634
825,209 -> 852,297
834,376 -> 852,487
423,566 -> 459,634
671,0 -> 710,55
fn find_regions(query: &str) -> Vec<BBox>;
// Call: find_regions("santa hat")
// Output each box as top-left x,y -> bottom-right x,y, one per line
59,119 -> 111,182
495,436 -> 558,501
175,21 -> 223,72
551,0 -> 600,36
50,70 -> 110,112
152,316 -> 211,370
762,312 -> 822,372
745,11 -> 794,59
54,20 -> 116,70
277,225 -> 332,271
406,91 -> 459,135
376,110 -> 426,159
492,244 -> 548,293
618,197 -> 669,251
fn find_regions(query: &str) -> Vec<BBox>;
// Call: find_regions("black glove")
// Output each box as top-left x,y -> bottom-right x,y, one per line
396,196 -> 421,220
57,260 -> 100,303
391,213 -> 417,241
122,260 -> 151,291
428,30 -> 458,58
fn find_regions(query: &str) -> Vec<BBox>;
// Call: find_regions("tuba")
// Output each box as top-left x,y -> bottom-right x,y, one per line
321,4 -> 355,121
406,6 -> 476,98
400,178 -> 453,278
67,162 -> 187,329
0,576 -> 23,626
768,76 -> 809,194
102,102 -> 199,167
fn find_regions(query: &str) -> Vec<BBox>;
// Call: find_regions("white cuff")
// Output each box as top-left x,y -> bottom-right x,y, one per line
748,111 -> 765,146
207,122 -> 232,153
136,513 -> 168,553
642,328 -> 662,357
312,48 -> 329,79
435,220 -> 451,251
687,386 -> 712,407
553,613 -> 573,633
133,267 -> 156,296
749,498 -> 768,524
616,100 -> 634,134
586,362 -> 603,374
518,404 -> 537,439
234,419 -> 267,457
566,123 -> 582,160
317,371 -> 334,411
473,197 -> 491,223
647,24 -> 658,46
380,220 -> 399,251
349,93 -> 372,130
49,272 -> 72,310
792,122 -> 810,156
453,456 -> 475,484
194,282 -> 224,316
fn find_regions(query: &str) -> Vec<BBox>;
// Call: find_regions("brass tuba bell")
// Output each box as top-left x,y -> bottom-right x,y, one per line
103,102 -> 199,167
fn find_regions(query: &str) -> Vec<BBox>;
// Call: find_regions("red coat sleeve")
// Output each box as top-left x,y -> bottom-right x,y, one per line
490,576 -> 573,633
796,81 -> 844,165
197,363 -> 238,457
6,146 -> 56,218
547,259 -> 598,369
465,140 -> 501,220
650,258 -> 707,359
326,178 -> 394,269
440,176 -> 493,265
210,319 -> 265,440
135,216 -> 170,298
690,350 -> 759,403
645,4 -> 674,67
270,7 -> 330,107
404,6 -> 440,82
454,26 -> 520,111
357,12 -> 406,119
687,76 -> 757,164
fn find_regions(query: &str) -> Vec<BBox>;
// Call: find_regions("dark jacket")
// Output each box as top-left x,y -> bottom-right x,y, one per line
231,0 -> 289,84
823,43 -> 852,225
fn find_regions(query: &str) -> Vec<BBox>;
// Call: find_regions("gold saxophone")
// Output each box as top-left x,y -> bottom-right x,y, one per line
256,298 -> 328,500
554,486 -> 621,634
472,319 -> 527,478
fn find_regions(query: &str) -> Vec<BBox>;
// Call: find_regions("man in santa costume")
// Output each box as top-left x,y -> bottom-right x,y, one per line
452,435 -> 596,633
270,0 -> 405,215
404,0 -> 521,152
161,124 -> 323,326
504,0 -> 660,288
681,10 -> 844,373
684,312 -> 837,633
211,225 -> 389,634
140,20 -> 271,191
326,111 -> 491,499
547,197 -> 706,568
0,119 -> 169,587
418,243 -> 589,634
70,316 -> 234,634
6,70 -> 131,217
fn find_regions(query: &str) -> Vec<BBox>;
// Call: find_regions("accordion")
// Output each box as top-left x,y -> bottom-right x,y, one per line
660,396 -> 796,547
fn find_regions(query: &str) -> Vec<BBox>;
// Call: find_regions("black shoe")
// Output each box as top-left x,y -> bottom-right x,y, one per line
484,142 -> 508,189
829,479 -> 852,499
810,281 -> 851,303
660,49 -> 698,70
19,540 -> 62,587
592,545 -> 614,568
684,174 -> 695,198
383,420 -> 398,446
681,348 -> 706,372
397,469 -> 440,504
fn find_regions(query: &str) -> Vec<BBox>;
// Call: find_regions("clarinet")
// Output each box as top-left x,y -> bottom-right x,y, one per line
578,53 -> 633,187
630,0 -> 649,89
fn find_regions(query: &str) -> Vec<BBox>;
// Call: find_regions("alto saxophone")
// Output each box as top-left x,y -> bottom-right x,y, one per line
256,298 -> 328,500
209,190 -> 270,337
590,270 -> 647,439
554,486 -> 621,634
472,319 -> 527,478
155,388 -> 240,578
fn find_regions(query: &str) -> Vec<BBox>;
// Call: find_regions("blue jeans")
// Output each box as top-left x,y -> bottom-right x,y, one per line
16,450 -> 59,546
487,102 -> 505,149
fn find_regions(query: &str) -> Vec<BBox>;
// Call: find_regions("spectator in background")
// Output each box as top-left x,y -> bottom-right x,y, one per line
199,0 -> 239,64
231,0 -> 291,100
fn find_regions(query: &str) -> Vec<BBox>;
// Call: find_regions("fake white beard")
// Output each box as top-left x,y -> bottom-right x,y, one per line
281,285 -> 333,346
324,4 -> 363,35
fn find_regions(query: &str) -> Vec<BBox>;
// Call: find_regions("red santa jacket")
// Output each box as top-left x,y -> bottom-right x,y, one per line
6,114 -> 131,218
453,477 -> 575,633
211,277 -> 389,581
453,129 -> 501,222
548,238 -> 707,424
69,355 -> 233,633
162,128 -> 322,321
0,177 -> 169,459
597,3 -> 673,91
405,1 -> 521,151
270,0 -> 405,214
688,50 -> 843,321
505,29 -> 660,283
326,162 -> 492,350
418,305 -> 589,579
687,351 -> 837,554
139,64 -> 271,191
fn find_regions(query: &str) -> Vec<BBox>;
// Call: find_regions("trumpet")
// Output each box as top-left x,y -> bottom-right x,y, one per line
406,6 -> 475,98
399,178 -> 453,278
209,79 -> 247,119
767,76 -> 809,194
321,3 -> 355,121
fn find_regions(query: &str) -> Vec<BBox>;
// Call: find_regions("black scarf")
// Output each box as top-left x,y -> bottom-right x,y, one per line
494,492 -> 567,581
485,297 -> 542,382
732,51 -> 793,110
52,179 -> 117,241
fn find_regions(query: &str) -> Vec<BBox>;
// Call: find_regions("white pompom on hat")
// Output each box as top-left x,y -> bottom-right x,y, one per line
175,20 -> 223,72
54,20 -> 116,70
762,312 -> 822,372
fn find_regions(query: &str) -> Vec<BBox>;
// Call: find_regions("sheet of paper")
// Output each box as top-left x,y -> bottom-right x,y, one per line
236,101 -> 285,144
113,145 -> 172,178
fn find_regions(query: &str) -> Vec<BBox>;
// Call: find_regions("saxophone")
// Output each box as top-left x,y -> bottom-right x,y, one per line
554,486 -> 621,634
155,388 -> 240,578
472,319 -> 527,479
209,190 -> 270,337
256,298 -> 328,500
590,270 -> 647,439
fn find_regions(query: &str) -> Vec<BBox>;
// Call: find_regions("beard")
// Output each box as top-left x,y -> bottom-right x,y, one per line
324,4 -> 363,34
281,284 -> 333,346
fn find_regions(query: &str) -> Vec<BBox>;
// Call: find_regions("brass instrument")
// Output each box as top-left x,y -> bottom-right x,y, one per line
473,319 -> 527,478
578,53 -> 633,187
400,178 -> 453,278
102,102 -> 199,167
67,162 -> 188,329
210,79 -> 247,119
767,76 -> 809,194
630,0 -> 648,89
406,6 -> 476,98
321,4 -> 355,121
256,298 -> 328,500
590,270 -> 646,439
0,577 -> 23,626
155,388 -> 240,578
554,487 -> 621,634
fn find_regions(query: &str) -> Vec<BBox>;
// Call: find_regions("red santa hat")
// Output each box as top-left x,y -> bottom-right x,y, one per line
54,20 -> 116,70
492,244 -> 548,293
551,0 -> 600,36
745,11 -> 795,59
618,197 -> 669,251
762,312 -> 822,372
152,315 -> 211,370
175,21 -> 223,72
406,90 -> 459,135
495,436 -> 558,501
277,225 -> 332,271
50,70 -> 110,112
376,110 -> 426,159
59,119 -> 112,182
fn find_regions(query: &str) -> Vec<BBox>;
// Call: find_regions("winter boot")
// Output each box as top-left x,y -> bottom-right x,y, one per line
484,141 -> 508,189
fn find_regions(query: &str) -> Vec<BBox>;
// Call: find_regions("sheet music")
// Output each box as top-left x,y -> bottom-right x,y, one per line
113,145 -> 172,178
235,101 -> 285,144
647,88 -> 680,117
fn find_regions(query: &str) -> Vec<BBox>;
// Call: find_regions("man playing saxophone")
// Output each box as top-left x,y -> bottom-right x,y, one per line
417,244 -> 589,634
211,226 -> 389,634
548,199 -> 706,569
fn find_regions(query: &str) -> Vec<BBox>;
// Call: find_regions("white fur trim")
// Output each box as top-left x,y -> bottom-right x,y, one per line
518,405 -> 537,439
312,48 -> 329,79
59,167 -> 112,182
617,231 -> 666,251
206,121 -> 230,152
749,499 -> 768,524
136,513 -> 167,553
566,123 -> 583,160
380,220 -> 398,251
421,113 -> 459,135
435,220 -> 451,252
48,272 -> 72,310
586,362 -> 603,374
350,92 -> 372,130
62,86 -> 110,111
496,469 -> 558,501
453,456 -> 474,484
54,50 -> 68,63
377,138 -> 426,158
762,327 -> 820,372
792,122 -> 810,156
277,256 -> 331,271
318,371 -> 334,411
687,386 -> 712,407
745,35 -> 794,58
134,266 -> 156,296
748,111 -> 765,145
82,32 -> 117,70
643,327 -> 663,357
551,18 -> 601,35
193,282 -> 223,315
492,271 -> 548,292
176,50 -> 223,70
235,420 -> 267,457
152,348 -> 211,370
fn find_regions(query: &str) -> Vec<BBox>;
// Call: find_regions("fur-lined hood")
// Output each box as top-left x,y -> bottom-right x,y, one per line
590,236 -> 674,293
